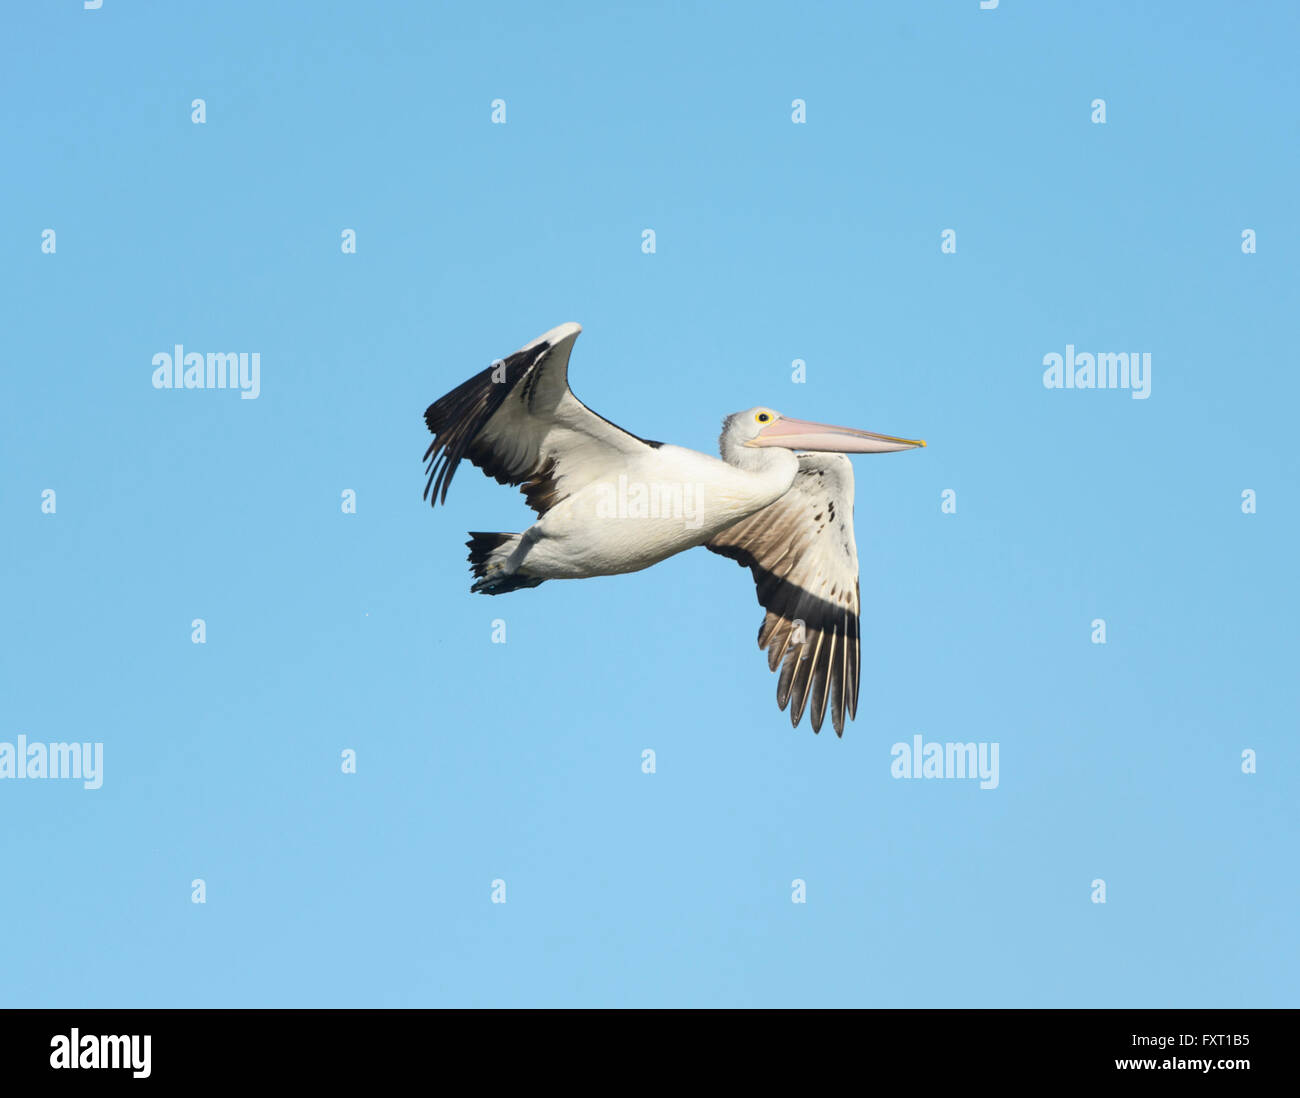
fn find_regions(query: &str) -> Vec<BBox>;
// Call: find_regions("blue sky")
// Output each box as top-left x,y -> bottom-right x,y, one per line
1,1 -> 1296,1007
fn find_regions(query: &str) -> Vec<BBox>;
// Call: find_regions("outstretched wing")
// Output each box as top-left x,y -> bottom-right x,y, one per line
423,323 -> 659,516
707,453 -> 860,736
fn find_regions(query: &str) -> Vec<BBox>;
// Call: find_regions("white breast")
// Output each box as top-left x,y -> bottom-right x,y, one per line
525,445 -> 792,578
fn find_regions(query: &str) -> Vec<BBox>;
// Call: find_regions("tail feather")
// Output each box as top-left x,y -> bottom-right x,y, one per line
465,532 -> 544,595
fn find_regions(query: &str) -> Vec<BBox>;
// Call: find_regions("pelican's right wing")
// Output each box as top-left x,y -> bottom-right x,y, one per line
423,323 -> 660,516
707,452 -> 860,736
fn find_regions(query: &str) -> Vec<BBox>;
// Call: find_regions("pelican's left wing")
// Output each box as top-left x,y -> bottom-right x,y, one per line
707,453 -> 860,736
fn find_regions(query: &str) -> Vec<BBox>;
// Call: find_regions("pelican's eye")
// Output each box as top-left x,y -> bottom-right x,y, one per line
756,412 -> 772,424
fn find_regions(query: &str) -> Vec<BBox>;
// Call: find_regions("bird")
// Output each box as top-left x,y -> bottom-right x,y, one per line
422,323 -> 924,736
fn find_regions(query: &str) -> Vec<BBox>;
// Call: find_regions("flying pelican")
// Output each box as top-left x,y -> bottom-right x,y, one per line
422,323 -> 924,736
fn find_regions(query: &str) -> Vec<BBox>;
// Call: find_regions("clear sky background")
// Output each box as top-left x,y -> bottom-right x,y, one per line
1,1 -> 1296,1007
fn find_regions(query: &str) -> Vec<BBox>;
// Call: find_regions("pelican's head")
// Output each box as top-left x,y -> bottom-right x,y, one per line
724,407 -> 926,455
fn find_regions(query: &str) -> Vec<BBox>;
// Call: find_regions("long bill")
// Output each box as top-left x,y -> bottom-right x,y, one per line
748,416 -> 926,453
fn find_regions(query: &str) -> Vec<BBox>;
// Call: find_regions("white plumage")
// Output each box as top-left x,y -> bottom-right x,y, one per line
422,323 -> 924,735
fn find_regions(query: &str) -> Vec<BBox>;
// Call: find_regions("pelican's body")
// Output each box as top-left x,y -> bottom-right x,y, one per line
423,322 -> 924,734
493,442 -> 794,580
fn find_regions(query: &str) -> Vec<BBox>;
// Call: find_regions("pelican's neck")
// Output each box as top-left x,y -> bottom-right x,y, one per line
720,442 -> 800,507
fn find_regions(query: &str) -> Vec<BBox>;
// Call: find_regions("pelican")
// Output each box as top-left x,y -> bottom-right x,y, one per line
422,323 -> 925,736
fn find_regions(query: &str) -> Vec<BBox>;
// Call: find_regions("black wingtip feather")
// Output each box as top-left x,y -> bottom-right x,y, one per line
421,340 -> 553,508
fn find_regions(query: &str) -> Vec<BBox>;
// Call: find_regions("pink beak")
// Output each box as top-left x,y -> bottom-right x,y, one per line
748,416 -> 926,453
